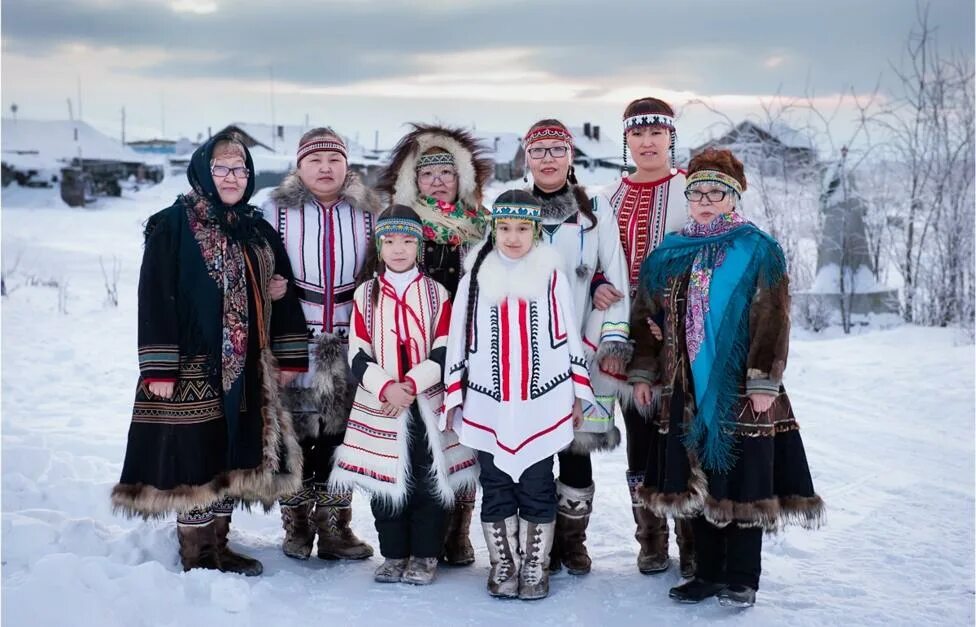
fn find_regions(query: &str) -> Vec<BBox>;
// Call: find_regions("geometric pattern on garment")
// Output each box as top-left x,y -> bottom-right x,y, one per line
131,356 -> 221,425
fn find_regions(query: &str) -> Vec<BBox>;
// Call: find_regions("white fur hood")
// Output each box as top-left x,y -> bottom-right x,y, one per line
464,240 -> 563,304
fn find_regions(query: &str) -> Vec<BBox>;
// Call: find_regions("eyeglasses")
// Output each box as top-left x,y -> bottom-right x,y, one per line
211,165 -> 250,179
684,189 -> 729,203
418,169 -> 457,184
526,145 -> 569,160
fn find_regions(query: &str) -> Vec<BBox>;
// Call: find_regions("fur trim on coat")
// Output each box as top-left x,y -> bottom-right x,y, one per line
376,124 -> 494,209
281,333 -> 355,439
270,169 -> 381,215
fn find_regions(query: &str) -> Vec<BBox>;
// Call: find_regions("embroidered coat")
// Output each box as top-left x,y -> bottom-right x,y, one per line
112,197 -> 309,517
531,184 -> 631,452
329,273 -> 478,506
261,171 -> 382,439
442,243 -> 596,481
629,268 -> 825,531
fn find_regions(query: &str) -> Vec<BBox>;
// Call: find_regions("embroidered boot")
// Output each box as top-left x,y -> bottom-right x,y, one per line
212,513 -> 264,577
402,556 -> 439,585
675,518 -> 696,579
628,472 -> 670,574
441,489 -> 476,565
374,558 -> 409,583
517,518 -> 555,601
554,481 -> 594,575
176,518 -> 220,572
482,517 -> 520,598
313,488 -> 374,560
279,484 -> 316,560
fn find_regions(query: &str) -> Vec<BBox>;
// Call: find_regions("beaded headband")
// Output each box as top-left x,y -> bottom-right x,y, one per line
374,217 -> 424,241
523,126 -> 574,147
491,202 -> 542,222
297,138 -> 348,164
686,169 -> 743,197
623,113 -> 675,131
416,152 -> 455,169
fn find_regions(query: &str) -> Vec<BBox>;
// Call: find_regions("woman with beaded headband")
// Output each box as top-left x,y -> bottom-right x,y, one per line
112,132 -> 310,576
595,97 -> 695,578
522,118 -> 631,576
262,127 -> 381,562
372,124 -> 494,566
628,148 -> 823,608
330,204 -> 478,586
442,189 -> 595,600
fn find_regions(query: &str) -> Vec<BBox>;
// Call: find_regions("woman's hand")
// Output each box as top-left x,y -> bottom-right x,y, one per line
572,399 -> 584,429
749,393 -> 776,413
599,355 -> 626,376
634,382 -> 653,407
269,274 -> 288,301
148,381 -> 175,399
278,370 -> 300,387
592,283 -> 624,311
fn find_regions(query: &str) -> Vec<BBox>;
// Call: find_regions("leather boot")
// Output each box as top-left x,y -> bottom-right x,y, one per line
518,518 -> 555,600
313,490 -> 374,560
628,471 -> 669,574
213,515 -> 263,576
482,516 -> 520,598
441,491 -> 475,566
177,521 -> 220,572
675,517 -> 696,579
280,500 -> 316,560
553,481 -> 594,575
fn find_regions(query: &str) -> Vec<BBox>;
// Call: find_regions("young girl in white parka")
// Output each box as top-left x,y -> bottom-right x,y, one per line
329,205 -> 478,586
442,190 -> 596,600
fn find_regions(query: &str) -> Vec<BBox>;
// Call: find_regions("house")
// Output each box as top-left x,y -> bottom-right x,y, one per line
1,118 -> 163,204
474,132 -> 524,182
570,123 -> 624,171
127,137 -> 196,156
691,121 -> 819,177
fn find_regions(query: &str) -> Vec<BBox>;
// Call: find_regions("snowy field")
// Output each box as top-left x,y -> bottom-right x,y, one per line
2,178 -> 974,627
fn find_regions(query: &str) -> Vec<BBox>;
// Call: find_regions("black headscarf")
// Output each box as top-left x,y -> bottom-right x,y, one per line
186,131 -> 262,242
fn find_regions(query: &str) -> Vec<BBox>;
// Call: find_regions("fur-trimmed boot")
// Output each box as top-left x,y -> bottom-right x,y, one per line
553,481 -> 594,575
482,516 -> 520,598
441,489 -> 476,566
213,514 -> 264,576
675,518 -> 696,579
177,520 -> 221,572
313,489 -> 374,560
279,484 -> 317,560
518,518 -> 555,601
628,471 -> 670,574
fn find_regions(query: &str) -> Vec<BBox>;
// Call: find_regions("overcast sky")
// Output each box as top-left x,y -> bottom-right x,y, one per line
2,0 -> 973,152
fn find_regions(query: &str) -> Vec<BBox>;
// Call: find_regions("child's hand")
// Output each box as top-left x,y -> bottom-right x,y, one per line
645,317 -> 663,341
634,382 -> 653,407
600,355 -> 626,376
443,408 -> 458,432
384,383 -> 416,411
572,399 -> 584,429
749,393 -> 775,414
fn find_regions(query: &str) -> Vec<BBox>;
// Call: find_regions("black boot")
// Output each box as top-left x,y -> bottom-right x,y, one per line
669,578 -> 725,604
718,585 -> 756,608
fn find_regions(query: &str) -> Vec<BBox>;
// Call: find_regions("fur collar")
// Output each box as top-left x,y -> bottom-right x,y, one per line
269,169 -> 381,214
377,125 -> 493,209
531,184 -> 580,223
464,241 -> 563,304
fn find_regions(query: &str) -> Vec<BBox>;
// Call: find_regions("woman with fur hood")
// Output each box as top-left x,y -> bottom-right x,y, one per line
372,124 -> 494,566
522,119 -> 632,576
629,148 -> 823,608
262,127 -> 381,562
112,132 -> 308,576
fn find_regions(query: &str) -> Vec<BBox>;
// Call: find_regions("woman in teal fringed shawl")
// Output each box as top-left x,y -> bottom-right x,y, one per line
627,148 -> 823,608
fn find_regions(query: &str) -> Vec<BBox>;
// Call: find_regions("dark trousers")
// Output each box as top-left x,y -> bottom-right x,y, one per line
370,410 -> 448,559
556,450 -> 592,489
622,401 -> 652,473
693,516 -> 763,590
300,427 -> 345,486
479,452 -> 556,524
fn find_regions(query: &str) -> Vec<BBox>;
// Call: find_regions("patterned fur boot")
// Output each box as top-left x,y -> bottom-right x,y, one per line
675,518 -> 696,579
402,556 -> 439,585
441,489 -> 476,565
213,514 -> 264,576
553,481 -> 594,575
518,518 -> 555,601
313,489 -> 374,560
280,484 -> 316,560
482,517 -> 520,598
177,520 -> 220,572
628,472 -> 670,574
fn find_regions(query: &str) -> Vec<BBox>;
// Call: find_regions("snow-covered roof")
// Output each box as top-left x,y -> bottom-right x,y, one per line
1,118 -> 149,165
473,132 -> 522,164
568,126 -> 621,160
228,122 -> 369,159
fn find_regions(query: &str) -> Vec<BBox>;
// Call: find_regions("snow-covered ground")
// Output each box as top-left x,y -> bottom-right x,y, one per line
2,180 -> 974,626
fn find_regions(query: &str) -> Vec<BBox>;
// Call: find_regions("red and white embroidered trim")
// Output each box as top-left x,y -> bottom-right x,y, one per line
297,139 -> 347,164
523,126 -> 574,147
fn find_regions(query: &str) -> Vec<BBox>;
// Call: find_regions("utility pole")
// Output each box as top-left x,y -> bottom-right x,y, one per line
121,106 -> 126,145
77,76 -> 83,121
269,66 -> 277,152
